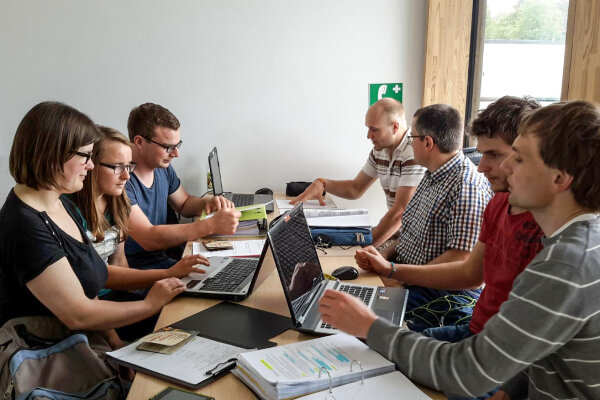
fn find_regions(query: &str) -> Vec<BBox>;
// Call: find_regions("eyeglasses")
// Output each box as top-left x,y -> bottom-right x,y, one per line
100,162 -> 137,174
406,135 -> 424,145
145,138 -> 183,153
74,151 -> 94,164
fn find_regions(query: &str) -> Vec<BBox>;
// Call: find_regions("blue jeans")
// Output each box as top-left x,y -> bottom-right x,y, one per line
404,286 -> 481,333
422,324 -> 499,400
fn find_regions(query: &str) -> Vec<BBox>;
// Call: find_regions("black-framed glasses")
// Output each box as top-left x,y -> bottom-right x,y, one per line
100,162 -> 137,174
145,138 -> 183,153
406,135 -> 424,145
73,151 -> 94,164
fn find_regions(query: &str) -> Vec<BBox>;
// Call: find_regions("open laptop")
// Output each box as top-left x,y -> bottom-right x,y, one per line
181,240 -> 269,301
268,204 -> 408,335
208,147 -> 274,213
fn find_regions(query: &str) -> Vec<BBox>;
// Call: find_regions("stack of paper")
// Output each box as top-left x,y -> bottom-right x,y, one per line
232,333 -> 395,400
297,371 -> 432,399
202,203 -> 269,237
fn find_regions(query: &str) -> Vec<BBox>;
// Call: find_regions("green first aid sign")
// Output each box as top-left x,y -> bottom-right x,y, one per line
369,83 -> 403,105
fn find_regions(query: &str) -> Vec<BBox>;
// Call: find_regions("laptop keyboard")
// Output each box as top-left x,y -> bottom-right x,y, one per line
320,285 -> 374,329
186,258 -> 257,292
232,193 -> 255,206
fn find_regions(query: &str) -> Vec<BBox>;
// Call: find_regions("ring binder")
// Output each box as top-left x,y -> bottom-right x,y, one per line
350,359 -> 365,384
317,367 -> 336,400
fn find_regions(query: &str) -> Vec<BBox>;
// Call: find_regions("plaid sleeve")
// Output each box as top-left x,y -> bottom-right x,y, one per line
446,175 -> 491,251
361,150 -> 378,178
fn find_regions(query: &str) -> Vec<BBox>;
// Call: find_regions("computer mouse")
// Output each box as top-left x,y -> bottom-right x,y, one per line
255,187 -> 273,195
331,266 -> 359,280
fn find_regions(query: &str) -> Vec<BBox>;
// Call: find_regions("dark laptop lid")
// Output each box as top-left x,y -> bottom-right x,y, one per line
268,204 -> 324,326
208,147 -> 225,196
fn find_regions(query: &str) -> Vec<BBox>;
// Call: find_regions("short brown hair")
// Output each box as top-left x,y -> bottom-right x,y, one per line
520,101 -> 600,210
72,126 -> 131,242
9,101 -> 100,190
413,104 -> 462,153
469,96 -> 541,145
127,103 -> 180,142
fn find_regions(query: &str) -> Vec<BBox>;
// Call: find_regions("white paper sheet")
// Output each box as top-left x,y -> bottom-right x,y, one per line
192,239 -> 266,258
276,199 -> 338,210
306,214 -> 372,228
106,336 -> 244,385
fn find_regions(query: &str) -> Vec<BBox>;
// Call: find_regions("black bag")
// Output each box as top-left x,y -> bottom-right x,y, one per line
286,182 -> 312,197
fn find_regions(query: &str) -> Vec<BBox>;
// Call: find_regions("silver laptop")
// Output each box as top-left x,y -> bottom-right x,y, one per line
181,240 -> 268,301
208,147 -> 274,213
268,204 -> 408,335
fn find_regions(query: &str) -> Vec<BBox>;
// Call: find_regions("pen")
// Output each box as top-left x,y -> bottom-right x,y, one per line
205,358 -> 237,376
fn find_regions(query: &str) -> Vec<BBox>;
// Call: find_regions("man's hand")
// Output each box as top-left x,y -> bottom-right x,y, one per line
289,180 -> 326,205
206,208 -> 241,235
205,196 -> 234,214
355,246 -> 392,276
318,289 -> 378,338
145,277 -> 186,312
166,254 -> 209,278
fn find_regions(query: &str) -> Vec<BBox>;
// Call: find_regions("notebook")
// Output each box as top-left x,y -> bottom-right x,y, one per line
208,147 -> 274,213
268,204 -> 408,335
180,239 -> 269,301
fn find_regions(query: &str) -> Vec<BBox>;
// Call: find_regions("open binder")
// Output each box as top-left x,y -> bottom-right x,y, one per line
232,333 -> 429,400
297,370 -> 432,399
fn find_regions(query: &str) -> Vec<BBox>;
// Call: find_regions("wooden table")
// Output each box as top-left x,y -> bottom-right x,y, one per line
127,198 -> 445,399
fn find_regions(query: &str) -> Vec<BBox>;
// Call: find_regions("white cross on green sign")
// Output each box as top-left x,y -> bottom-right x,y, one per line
369,83 -> 403,105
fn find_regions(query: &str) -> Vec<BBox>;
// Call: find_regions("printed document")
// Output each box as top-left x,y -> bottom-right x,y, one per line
193,239 -> 266,258
106,335 -> 244,386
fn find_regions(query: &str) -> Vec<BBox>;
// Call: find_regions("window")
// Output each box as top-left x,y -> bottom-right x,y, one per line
468,0 -> 570,118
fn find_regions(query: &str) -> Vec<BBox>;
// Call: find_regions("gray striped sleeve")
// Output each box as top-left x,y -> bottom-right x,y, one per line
367,220 -> 600,399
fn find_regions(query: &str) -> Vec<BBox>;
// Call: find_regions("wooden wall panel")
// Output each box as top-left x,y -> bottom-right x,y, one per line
562,0 -> 600,102
422,0 -> 473,120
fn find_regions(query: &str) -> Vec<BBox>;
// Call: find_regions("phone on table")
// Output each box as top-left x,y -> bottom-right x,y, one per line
150,387 -> 215,400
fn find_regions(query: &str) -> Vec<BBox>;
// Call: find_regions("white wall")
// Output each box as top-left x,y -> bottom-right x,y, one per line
0,0 -> 426,223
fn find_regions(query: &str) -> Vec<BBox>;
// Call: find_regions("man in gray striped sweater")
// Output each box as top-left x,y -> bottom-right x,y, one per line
319,100 -> 600,399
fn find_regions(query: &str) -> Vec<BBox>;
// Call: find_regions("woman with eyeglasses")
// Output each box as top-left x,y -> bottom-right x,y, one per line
70,126 -> 208,295
0,102 -> 203,349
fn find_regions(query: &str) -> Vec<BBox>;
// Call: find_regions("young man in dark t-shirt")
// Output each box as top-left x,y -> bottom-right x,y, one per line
125,103 -> 241,270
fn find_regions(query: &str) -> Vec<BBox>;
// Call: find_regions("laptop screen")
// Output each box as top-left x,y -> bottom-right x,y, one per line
208,147 -> 224,196
268,205 -> 324,321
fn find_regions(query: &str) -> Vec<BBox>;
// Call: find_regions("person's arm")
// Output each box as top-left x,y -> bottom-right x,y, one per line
355,245 -> 475,289
390,242 -> 483,289
168,185 -> 234,218
107,241 -> 129,268
26,257 -> 186,331
104,254 -> 209,290
290,171 -> 376,205
127,204 -> 240,251
370,186 -> 417,247
320,256 -> 588,398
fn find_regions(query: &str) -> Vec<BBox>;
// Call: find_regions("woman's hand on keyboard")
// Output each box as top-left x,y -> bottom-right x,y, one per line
167,254 -> 209,278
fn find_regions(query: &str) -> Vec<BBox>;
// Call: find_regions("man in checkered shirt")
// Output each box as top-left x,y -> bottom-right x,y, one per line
290,98 -> 426,247
355,104 -> 493,332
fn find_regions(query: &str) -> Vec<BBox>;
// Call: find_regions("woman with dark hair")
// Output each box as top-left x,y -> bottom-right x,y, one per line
0,102 -> 203,346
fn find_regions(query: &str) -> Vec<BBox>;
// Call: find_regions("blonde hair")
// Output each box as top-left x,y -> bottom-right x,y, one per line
72,126 -> 131,241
